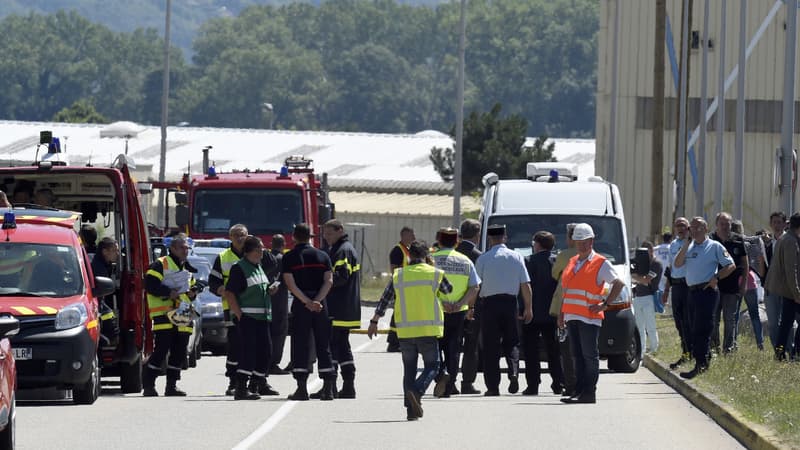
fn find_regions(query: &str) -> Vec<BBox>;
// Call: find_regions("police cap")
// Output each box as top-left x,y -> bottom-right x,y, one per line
437,227 -> 458,237
486,224 -> 506,237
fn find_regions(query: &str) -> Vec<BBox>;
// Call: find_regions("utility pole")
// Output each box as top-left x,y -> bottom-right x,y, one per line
675,0 -> 692,219
715,0 -> 727,213
652,0 -> 666,238
781,0 -> 797,215
607,0 -> 621,183
734,0 -> 746,219
158,0 -> 172,229
696,0 -> 710,217
453,0 -> 466,228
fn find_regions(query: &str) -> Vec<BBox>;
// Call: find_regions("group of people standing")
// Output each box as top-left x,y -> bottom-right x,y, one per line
368,220 -> 625,420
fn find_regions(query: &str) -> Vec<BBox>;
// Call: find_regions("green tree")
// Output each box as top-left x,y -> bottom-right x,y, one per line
52,99 -> 107,123
431,103 -> 557,191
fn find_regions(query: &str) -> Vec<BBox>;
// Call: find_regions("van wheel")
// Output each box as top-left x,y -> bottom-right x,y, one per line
120,354 -> 143,394
608,331 -> 641,373
74,355 -> 100,404
0,396 -> 15,448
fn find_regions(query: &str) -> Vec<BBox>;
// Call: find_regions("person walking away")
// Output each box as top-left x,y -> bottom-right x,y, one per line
268,234 -> 290,375
710,212 -> 748,354
661,217 -> 693,369
386,226 -> 416,352
321,220 -> 361,399
283,223 -> 336,400
431,227 -> 480,397
367,241 -> 453,420
631,241 -> 662,356
551,223 -> 578,397
764,213 -> 800,361
143,234 -> 197,396
224,236 -> 278,399
455,219 -> 483,395
558,224 -> 625,404
522,231 -> 564,395
476,224 -> 533,397
674,217 -> 735,379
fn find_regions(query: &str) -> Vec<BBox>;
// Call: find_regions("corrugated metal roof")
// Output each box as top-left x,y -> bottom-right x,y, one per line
327,178 -> 453,194
329,191 -> 480,216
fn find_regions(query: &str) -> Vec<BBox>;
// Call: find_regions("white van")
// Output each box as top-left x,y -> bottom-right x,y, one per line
479,162 -> 641,372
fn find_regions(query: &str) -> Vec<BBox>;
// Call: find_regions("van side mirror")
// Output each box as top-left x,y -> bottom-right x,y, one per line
319,203 -> 334,224
151,243 -> 167,260
0,316 -> 19,338
136,182 -> 153,195
93,276 -> 116,299
175,205 -> 189,228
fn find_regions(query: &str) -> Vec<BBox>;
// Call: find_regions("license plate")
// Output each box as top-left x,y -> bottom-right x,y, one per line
12,347 -> 32,360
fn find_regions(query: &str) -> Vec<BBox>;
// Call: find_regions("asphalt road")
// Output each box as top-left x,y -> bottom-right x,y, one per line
16,310 -> 743,450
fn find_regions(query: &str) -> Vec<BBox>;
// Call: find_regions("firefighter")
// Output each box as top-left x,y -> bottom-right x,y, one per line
320,219 -> 361,399
283,223 -> 336,401
91,237 -> 121,350
431,227 -> 480,397
209,224 -> 249,396
224,236 -> 278,400
143,234 -> 197,397
386,226 -> 415,352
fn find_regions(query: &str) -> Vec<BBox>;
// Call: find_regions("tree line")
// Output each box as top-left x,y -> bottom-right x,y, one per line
0,0 -> 598,137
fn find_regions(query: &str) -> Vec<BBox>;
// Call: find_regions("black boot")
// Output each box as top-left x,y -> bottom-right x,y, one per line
339,378 -> 356,399
311,376 -> 338,399
142,366 -> 158,397
164,379 -> 187,397
225,377 -> 237,396
252,376 -> 279,396
235,375 -> 260,400
319,378 -> 336,401
288,375 -> 309,401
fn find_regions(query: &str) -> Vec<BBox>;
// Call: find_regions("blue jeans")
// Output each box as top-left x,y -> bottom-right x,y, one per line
400,337 -> 440,405
742,289 -> 764,348
765,293 -> 794,351
566,320 -> 600,397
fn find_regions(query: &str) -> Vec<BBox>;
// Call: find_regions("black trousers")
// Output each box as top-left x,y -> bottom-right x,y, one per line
387,316 -> 399,349
522,321 -> 564,389
777,297 -> 800,354
237,315 -> 272,379
460,299 -> 482,384
290,300 -> 335,380
270,297 -> 289,368
690,286 -> 719,368
480,295 -> 520,391
438,310 -> 467,381
330,327 -> 355,379
559,335 -> 576,393
225,311 -> 240,379
671,281 -> 693,355
146,327 -> 189,385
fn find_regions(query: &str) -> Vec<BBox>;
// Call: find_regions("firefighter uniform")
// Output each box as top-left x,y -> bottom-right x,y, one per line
209,247 -> 244,394
326,234 -> 361,399
143,254 -> 196,396
431,244 -> 480,397
386,242 -> 411,352
226,256 -> 275,399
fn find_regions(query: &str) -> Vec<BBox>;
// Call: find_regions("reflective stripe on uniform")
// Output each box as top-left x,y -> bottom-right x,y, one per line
241,307 -> 268,314
332,319 -> 361,328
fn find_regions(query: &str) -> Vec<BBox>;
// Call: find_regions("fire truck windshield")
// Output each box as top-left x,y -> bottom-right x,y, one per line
192,188 -> 304,235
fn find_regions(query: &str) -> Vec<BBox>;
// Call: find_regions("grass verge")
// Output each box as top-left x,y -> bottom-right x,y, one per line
361,274 -> 390,302
652,314 -> 800,448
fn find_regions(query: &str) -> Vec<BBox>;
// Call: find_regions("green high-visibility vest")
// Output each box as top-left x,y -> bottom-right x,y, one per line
235,258 -> 272,321
432,248 -> 472,312
218,248 -> 240,310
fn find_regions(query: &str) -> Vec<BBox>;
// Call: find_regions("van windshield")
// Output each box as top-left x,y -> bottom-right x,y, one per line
487,215 -> 626,264
0,243 -> 84,297
192,189 -> 304,235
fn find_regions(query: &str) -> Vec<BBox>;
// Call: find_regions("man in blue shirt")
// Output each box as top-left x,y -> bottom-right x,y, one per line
475,224 -> 533,396
661,217 -> 693,370
674,217 -> 735,379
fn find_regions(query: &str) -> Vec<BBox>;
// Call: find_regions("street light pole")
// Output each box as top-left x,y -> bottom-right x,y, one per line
453,0 -> 466,228
158,0 -> 172,229
781,0 -> 797,214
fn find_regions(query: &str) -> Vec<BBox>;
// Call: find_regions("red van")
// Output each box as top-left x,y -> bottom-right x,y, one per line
0,315 -> 20,447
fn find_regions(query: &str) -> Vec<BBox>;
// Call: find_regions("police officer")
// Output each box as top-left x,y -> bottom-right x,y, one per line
143,234 -> 197,397
386,226 -> 416,352
475,224 -> 533,396
674,217 -> 735,379
268,234 -> 290,375
710,212 -> 748,354
455,219 -> 483,395
559,224 -> 624,404
322,219 -> 361,399
431,227 -> 480,398
283,223 -> 336,401
209,224 -> 249,395
224,236 -> 278,400
367,241 -> 453,421
661,217 -> 693,369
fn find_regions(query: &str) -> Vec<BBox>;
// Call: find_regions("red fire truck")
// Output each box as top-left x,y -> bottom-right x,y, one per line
155,152 -> 334,248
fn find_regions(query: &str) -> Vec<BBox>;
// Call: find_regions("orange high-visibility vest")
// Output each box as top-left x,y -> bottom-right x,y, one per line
560,254 -> 607,321
395,243 -> 411,267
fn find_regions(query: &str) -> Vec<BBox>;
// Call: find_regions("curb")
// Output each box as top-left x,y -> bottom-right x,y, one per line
644,355 -> 788,450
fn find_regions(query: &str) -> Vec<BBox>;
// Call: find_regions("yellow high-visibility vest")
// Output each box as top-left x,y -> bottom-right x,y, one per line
432,248 -> 471,312
392,264 -> 444,339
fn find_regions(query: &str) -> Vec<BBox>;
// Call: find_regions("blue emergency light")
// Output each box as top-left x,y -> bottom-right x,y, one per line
208,166 -> 216,177
280,166 -> 289,177
2,212 -> 16,241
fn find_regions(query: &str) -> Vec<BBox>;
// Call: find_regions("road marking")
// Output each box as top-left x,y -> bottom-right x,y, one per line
233,339 -> 375,450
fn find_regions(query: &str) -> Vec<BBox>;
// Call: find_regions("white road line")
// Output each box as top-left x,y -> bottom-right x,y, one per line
233,339 -> 375,450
